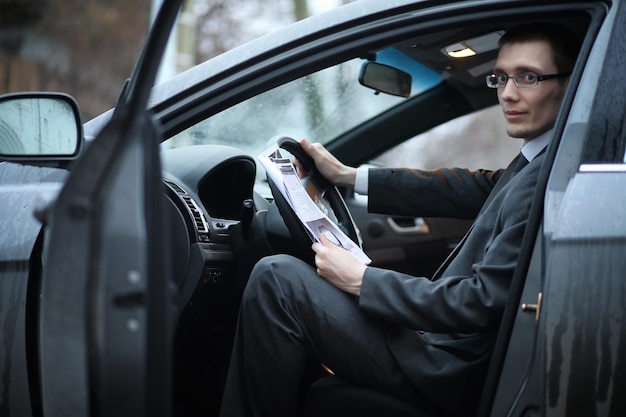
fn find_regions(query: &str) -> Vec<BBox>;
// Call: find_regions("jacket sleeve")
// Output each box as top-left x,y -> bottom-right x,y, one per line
358,162 -> 538,333
367,167 -> 504,219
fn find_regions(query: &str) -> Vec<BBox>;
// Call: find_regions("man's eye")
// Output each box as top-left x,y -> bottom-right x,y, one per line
522,73 -> 537,82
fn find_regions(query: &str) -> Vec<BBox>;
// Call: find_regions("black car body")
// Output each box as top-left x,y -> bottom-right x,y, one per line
1,0 -> 626,416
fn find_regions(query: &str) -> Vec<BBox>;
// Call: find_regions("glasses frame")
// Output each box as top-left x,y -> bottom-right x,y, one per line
485,71 -> 571,88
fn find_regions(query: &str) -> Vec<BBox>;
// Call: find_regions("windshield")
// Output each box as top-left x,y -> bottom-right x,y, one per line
162,51 -> 441,157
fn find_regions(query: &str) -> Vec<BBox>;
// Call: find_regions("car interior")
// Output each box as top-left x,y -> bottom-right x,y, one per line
83,4 -> 597,417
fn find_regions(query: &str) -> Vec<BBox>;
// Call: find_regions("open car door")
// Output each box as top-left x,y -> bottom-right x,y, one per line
36,1 -> 183,416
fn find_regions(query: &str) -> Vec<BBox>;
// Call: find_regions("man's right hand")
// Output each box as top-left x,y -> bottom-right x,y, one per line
298,138 -> 357,187
312,232 -> 366,297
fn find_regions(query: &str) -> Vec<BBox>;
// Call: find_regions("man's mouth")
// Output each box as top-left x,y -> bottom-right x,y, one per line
505,110 -> 525,122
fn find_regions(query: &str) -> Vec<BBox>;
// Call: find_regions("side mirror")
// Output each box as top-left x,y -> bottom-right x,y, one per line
358,62 -> 412,98
0,92 -> 83,167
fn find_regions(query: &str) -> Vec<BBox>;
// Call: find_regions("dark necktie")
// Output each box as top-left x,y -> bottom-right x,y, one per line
511,152 -> 529,174
430,152 -> 528,280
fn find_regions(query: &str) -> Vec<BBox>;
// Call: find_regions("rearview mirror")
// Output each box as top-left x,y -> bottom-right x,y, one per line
358,62 -> 412,98
0,93 -> 82,162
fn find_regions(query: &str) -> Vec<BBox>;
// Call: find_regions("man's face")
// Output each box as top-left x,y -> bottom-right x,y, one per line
493,40 -> 568,142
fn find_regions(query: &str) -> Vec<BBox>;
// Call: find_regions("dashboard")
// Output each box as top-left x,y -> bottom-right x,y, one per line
161,144 -> 258,239
160,144 -> 269,315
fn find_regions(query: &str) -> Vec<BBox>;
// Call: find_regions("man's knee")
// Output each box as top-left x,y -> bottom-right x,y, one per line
251,254 -> 296,276
246,254 -> 306,298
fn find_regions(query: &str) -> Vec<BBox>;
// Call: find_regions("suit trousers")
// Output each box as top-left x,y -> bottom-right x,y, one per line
219,254 -> 422,417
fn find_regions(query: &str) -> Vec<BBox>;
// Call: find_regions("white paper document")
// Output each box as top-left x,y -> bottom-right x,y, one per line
259,144 -> 371,265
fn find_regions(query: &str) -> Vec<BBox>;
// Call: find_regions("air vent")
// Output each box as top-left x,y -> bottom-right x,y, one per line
163,179 -> 210,235
181,194 -> 209,233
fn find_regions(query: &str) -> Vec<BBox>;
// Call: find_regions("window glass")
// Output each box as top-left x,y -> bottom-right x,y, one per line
373,105 -> 520,171
163,52 -> 441,158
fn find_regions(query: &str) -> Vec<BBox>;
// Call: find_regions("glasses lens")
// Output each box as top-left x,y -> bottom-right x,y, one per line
486,75 -> 498,88
514,72 -> 538,87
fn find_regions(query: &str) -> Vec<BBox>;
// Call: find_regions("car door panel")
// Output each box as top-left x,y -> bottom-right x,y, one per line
36,2 -> 184,416
345,194 -> 472,277
484,3 -> 622,415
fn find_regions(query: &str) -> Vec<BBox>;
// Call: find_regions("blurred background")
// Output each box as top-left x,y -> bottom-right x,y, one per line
0,0 -> 352,121
0,0 -> 517,170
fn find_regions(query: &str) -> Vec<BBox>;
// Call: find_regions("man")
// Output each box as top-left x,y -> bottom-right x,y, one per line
220,22 -> 580,417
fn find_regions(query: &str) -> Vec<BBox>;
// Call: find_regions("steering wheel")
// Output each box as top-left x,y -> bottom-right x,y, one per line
265,137 -> 362,266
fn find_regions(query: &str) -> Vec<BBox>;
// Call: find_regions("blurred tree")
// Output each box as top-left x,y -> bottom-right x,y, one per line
191,0 -> 355,63
0,0 -> 150,120
0,0 -> 45,55
0,0 -> 354,120
192,0 -> 293,62
293,0 -> 309,20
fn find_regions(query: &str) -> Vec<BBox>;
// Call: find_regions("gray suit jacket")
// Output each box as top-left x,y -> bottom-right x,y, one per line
358,153 -> 541,416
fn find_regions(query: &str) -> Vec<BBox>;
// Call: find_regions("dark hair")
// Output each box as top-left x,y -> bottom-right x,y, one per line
499,22 -> 581,75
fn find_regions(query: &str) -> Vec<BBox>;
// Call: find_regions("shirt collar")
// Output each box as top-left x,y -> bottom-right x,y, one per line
521,129 -> 552,162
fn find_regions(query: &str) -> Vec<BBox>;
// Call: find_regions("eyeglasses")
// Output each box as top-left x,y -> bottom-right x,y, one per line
485,71 -> 571,88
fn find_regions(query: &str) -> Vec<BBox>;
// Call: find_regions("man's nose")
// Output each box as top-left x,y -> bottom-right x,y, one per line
499,78 -> 519,100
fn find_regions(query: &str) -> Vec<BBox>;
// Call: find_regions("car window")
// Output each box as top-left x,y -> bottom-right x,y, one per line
372,105 -> 520,171
162,51 -> 441,157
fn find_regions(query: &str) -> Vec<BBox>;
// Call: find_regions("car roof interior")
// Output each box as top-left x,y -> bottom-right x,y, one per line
393,13 -> 591,89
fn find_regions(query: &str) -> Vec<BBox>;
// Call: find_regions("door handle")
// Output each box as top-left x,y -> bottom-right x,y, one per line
521,292 -> 542,324
386,217 -> 430,235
